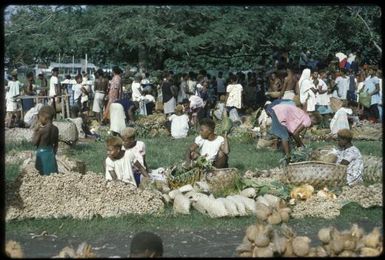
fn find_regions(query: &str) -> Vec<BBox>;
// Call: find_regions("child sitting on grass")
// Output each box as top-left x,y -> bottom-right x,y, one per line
335,128 -> 364,186
105,136 -> 138,187
32,105 -> 59,175
186,118 -> 229,168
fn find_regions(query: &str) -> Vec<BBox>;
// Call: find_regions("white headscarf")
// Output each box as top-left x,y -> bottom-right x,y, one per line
298,68 -> 311,90
335,52 -> 347,62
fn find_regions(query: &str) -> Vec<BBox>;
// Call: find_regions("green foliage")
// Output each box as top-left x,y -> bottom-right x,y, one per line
5,5 -> 381,69
235,178 -> 292,200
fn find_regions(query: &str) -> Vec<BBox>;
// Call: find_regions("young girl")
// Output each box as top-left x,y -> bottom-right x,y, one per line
32,105 -> 59,175
335,129 -> 364,186
105,136 -> 137,187
186,118 -> 229,168
168,104 -> 189,139
120,128 -> 150,186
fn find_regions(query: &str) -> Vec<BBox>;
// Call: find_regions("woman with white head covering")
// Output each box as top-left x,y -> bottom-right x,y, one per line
298,68 -> 317,112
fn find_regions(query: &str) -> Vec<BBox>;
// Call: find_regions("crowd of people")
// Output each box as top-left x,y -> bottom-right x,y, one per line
4,52 -> 382,187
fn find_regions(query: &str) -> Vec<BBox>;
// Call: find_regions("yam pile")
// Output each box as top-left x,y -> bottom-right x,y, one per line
5,161 -> 164,221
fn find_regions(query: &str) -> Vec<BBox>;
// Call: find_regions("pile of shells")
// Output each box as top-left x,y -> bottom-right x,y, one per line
5,120 -> 79,145
316,224 -> 383,257
337,183 -> 382,208
5,128 -> 34,143
291,196 -> 342,219
362,156 -> 383,183
5,161 -> 164,221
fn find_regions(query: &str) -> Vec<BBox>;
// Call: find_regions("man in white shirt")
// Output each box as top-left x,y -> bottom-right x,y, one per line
6,69 -> 22,127
333,69 -> 349,100
186,118 -> 229,168
49,67 -> 60,114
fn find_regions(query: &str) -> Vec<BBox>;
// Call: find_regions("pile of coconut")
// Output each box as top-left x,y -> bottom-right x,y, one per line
235,188 -> 383,258
5,159 -> 164,221
236,222 -> 383,257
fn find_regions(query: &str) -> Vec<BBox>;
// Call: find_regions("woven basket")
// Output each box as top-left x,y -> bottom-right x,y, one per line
283,161 -> 347,188
168,168 -> 203,190
205,168 -> 240,194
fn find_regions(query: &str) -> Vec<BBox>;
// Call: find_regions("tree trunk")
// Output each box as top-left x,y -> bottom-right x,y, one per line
138,46 -> 147,70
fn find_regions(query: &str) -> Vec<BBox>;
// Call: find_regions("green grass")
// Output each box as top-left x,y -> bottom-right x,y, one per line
5,135 -> 383,240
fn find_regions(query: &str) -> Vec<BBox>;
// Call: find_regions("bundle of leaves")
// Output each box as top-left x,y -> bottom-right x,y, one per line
235,178 -> 291,201
289,146 -> 313,163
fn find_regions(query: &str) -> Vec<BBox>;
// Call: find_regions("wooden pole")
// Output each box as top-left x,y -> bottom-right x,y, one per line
65,94 -> 70,118
61,94 -> 65,118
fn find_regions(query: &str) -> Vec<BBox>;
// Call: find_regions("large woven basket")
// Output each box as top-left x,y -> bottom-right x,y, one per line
283,161 -> 347,188
205,168 -> 240,194
168,168 -> 203,190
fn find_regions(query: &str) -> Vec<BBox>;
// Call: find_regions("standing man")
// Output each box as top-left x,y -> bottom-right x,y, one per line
92,69 -> 109,122
49,67 -> 61,116
5,69 -> 22,128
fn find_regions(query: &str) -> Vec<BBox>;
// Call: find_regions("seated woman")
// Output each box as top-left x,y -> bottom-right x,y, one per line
186,118 -> 229,168
335,128 -> 364,186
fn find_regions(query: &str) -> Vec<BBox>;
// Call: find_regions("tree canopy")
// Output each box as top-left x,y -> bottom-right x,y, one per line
4,5 -> 382,71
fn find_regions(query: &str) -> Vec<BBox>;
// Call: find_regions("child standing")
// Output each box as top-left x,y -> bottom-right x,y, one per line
335,129 -> 364,186
120,128 -> 150,187
32,105 -> 59,175
105,136 -> 137,187
168,104 -> 190,139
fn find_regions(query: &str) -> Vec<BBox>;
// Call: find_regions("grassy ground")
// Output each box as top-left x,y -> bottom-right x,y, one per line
5,134 -> 383,240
